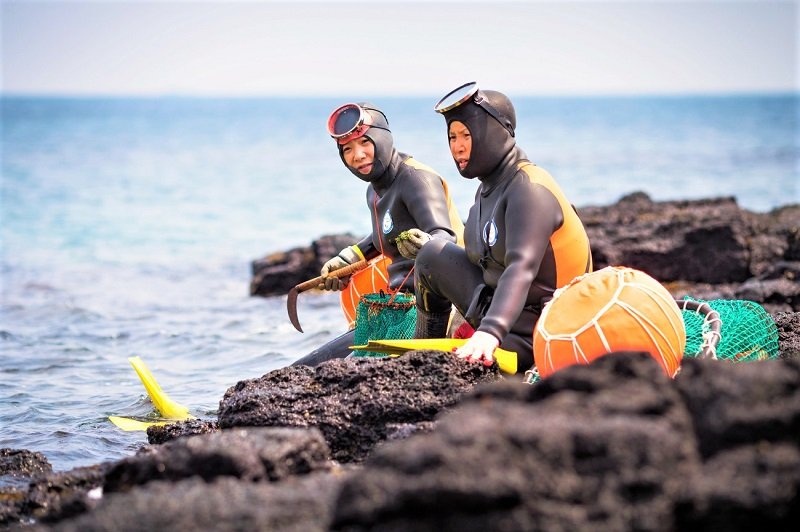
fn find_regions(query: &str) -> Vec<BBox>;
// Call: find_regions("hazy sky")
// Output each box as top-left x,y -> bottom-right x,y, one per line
2,0 -> 797,96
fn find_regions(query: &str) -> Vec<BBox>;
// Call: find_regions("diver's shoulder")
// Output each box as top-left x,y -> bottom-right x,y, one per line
398,153 -> 443,180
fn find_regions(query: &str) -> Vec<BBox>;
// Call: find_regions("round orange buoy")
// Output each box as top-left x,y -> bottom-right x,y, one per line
340,255 -> 391,328
533,266 -> 685,378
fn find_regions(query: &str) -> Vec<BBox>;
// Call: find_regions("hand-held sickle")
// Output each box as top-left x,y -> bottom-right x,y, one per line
286,259 -> 368,333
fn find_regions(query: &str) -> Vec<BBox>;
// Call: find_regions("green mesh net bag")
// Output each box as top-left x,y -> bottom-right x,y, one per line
680,297 -> 779,362
352,292 -> 417,358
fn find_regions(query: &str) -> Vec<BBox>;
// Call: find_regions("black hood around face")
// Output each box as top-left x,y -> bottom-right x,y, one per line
442,90 -> 516,179
338,103 -> 394,183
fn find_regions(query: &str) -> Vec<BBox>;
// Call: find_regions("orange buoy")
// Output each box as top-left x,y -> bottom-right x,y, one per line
533,266 -> 685,378
340,255 -> 391,328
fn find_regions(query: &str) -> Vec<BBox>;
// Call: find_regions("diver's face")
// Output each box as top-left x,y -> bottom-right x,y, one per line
448,121 -> 471,172
341,136 -> 375,175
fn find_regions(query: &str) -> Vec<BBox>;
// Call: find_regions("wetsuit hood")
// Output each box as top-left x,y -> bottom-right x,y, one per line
441,90 -> 517,180
338,102 -> 394,183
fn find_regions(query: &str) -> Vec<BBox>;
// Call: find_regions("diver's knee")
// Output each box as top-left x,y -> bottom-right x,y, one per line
415,238 -> 449,274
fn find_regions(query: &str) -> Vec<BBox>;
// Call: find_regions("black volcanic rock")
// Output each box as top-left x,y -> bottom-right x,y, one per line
250,233 -> 359,296
104,427 -> 332,493
218,351 -> 500,463
330,353 -> 800,531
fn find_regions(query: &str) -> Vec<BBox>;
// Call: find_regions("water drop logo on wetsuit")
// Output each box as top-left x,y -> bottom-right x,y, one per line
483,219 -> 498,246
382,211 -> 394,234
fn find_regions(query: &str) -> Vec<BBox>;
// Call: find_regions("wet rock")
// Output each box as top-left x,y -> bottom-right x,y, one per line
250,233 -> 359,296
146,418 -> 220,445
0,449 -> 52,477
104,427 -> 331,493
1,449 -> 51,525
218,351 -> 500,462
1,463 -> 108,527
44,471 -> 349,532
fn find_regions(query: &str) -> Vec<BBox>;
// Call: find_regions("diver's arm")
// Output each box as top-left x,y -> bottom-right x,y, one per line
476,181 -> 562,341
403,172 -> 457,242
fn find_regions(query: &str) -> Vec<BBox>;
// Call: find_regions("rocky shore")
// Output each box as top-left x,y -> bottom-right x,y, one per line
3,194 -> 799,531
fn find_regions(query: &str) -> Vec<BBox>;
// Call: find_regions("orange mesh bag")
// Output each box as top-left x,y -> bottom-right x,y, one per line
533,266 -> 686,378
340,255 -> 391,328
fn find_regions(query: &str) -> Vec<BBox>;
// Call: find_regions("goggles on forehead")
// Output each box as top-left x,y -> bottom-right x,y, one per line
434,81 -> 514,137
327,103 -> 374,145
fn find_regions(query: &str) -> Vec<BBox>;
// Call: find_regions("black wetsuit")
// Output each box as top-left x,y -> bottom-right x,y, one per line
352,150 -> 462,291
293,103 -> 461,367
415,90 -> 591,372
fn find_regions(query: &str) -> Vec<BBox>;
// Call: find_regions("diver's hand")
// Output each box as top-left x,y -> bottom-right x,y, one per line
395,228 -> 432,259
455,331 -> 500,367
320,246 -> 359,291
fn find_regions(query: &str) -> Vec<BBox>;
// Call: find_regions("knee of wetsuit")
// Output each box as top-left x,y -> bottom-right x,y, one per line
414,238 -> 449,277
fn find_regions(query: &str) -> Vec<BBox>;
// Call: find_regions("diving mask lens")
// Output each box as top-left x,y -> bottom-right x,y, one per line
434,82 -> 479,114
327,103 -> 375,144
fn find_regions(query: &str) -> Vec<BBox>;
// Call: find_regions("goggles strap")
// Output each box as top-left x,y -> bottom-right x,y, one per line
473,93 -> 515,138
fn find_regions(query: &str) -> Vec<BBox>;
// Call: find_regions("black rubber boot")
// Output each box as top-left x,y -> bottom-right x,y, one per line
292,329 -> 355,366
413,309 -> 451,339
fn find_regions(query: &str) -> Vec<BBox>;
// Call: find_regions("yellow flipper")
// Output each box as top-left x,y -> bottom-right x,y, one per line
127,356 -> 194,420
108,416 -> 169,432
351,338 -> 518,375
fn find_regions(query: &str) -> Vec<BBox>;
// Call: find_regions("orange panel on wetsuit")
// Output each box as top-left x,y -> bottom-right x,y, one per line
519,162 -> 592,286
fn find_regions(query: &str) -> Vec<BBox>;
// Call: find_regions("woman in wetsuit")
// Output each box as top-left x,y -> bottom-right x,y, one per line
292,102 -> 463,366
413,82 -> 592,373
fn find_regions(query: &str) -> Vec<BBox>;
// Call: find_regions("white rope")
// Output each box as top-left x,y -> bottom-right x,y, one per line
536,268 -> 684,375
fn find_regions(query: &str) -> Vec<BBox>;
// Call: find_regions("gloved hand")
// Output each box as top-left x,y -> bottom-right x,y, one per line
455,330 -> 500,367
395,228 -> 432,259
319,246 -> 360,291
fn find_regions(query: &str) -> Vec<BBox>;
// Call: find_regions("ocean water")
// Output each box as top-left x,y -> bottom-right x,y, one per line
1,94 -> 798,472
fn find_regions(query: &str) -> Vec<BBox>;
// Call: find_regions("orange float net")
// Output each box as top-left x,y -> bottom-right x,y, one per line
533,266 -> 686,379
340,255 -> 392,329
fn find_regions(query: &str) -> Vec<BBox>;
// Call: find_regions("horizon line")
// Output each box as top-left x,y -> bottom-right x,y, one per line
3,89 -> 798,100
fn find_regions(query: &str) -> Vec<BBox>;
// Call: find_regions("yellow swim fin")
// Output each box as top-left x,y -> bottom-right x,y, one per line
351,338 -> 518,375
127,356 -> 194,420
108,415 -> 169,432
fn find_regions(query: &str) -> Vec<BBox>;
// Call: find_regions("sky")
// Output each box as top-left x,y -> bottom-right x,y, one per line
1,0 -> 798,97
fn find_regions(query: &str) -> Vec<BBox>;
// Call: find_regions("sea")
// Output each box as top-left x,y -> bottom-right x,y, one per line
1,94 -> 798,473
